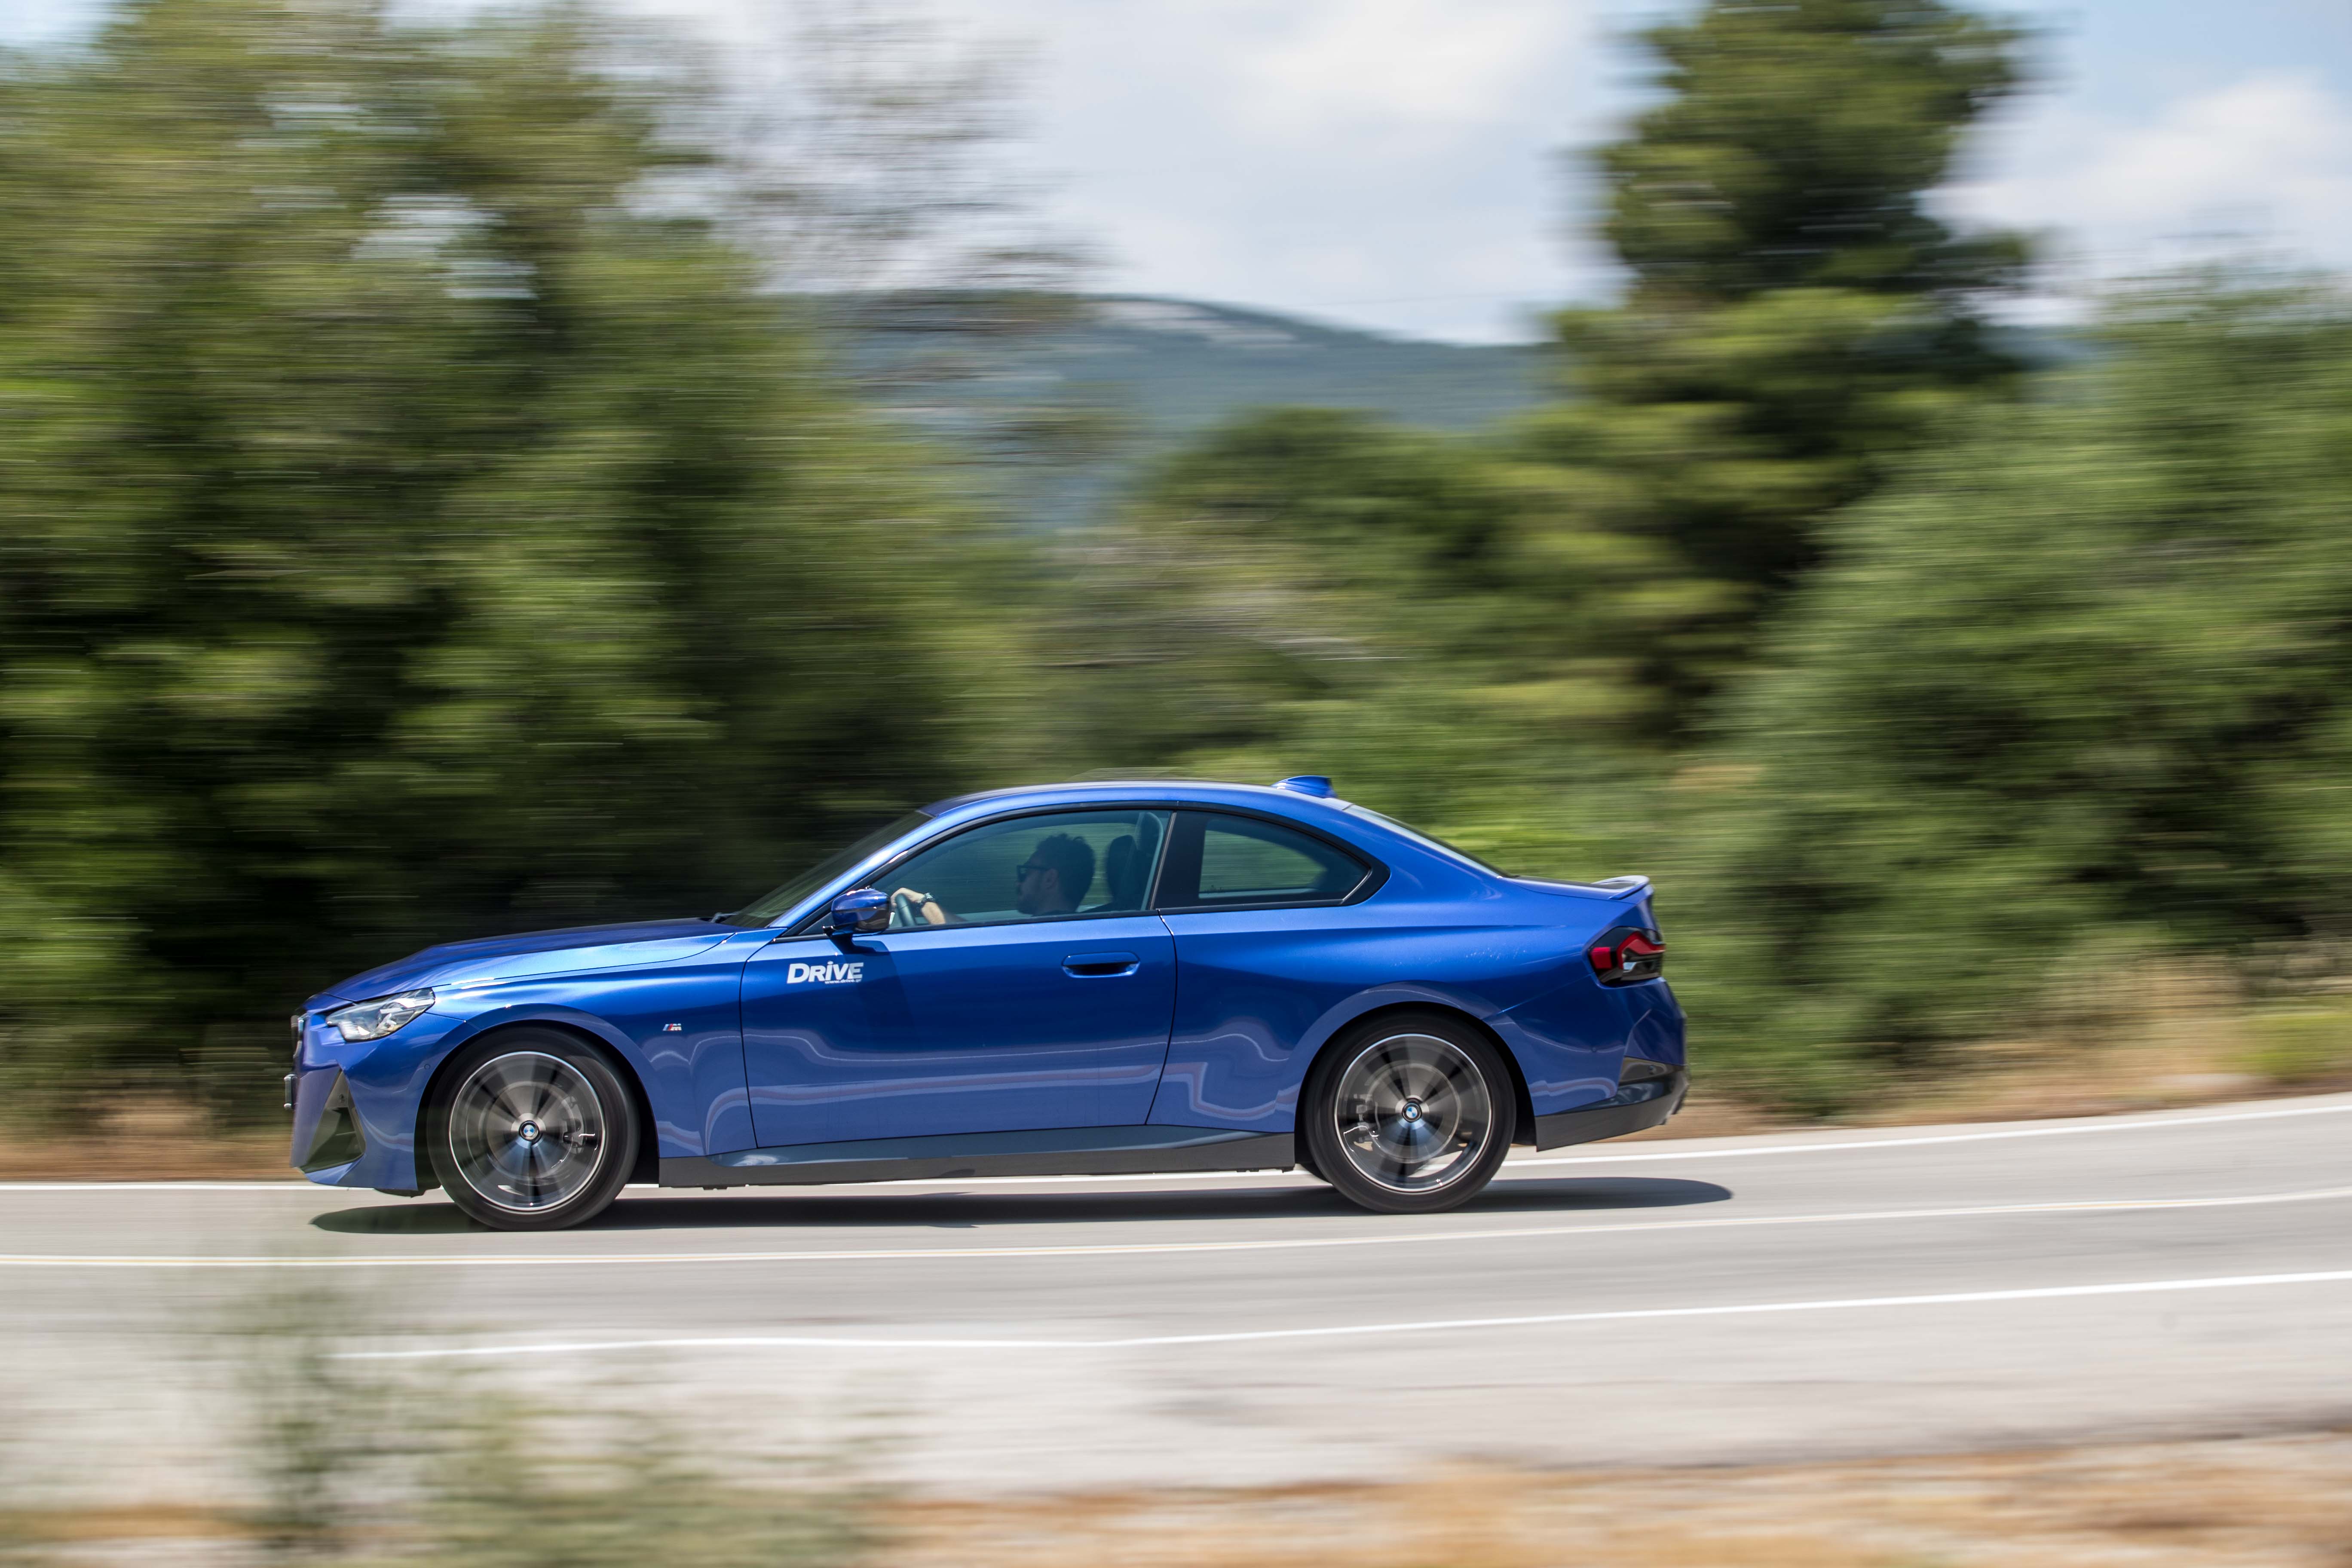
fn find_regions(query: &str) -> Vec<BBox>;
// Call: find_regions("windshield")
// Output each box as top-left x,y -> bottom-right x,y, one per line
1345,806 -> 1506,876
723,810 -> 934,927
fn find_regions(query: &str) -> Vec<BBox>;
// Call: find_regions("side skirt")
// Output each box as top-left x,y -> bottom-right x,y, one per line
1531,1069 -> 1688,1152
659,1124 -> 1296,1189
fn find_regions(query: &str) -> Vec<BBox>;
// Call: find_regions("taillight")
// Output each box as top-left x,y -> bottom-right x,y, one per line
1587,925 -> 1665,986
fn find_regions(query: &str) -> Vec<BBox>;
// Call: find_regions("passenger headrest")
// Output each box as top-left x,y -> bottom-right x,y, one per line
1104,835 -> 1142,909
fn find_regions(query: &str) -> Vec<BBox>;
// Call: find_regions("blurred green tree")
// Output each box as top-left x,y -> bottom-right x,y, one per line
1046,408 -> 1723,873
1521,0 -> 2034,707
0,0 -> 1006,1118
1677,276 -> 2352,1107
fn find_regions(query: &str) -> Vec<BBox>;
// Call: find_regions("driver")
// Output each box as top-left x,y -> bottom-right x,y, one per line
895,832 -> 1094,928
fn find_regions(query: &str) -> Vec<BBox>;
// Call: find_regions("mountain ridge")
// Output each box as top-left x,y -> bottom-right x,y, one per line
845,293 -> 1551,529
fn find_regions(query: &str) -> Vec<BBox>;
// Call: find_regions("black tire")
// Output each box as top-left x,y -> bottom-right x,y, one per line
1302,1011 -> 1516,1216
427,1029 -> 638,1232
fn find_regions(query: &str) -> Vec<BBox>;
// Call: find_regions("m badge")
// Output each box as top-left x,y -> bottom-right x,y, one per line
785,959 -> 866,985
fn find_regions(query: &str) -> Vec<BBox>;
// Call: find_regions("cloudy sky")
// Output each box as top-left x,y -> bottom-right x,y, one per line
5,0 -> 2348,342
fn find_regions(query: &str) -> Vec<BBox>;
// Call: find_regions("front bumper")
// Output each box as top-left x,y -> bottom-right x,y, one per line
294,1069 -> 367,1173
288,1005 -> 462,1190
1531,1067 -> 1687,1152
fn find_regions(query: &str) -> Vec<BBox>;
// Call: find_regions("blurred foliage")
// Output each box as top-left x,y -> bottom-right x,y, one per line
1519,0 -> 2033,704
214,1280 -> 877,1566
230,1282 -> 411,1558
1672,277 -> 2352,1105
407,1417 -> 876,1568
1038,407 -> 1721,876
2241,1004 -> 2352,1087
0,0 -> 1007,1113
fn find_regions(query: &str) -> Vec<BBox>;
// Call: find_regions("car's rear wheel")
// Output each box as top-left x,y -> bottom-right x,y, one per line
1304,1013 -> 1515,1215
429,1031 -> 637,1231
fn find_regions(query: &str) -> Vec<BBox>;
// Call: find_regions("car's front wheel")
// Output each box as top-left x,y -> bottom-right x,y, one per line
1303,1013 -> 1515,1215
429,1031 -> 638,1231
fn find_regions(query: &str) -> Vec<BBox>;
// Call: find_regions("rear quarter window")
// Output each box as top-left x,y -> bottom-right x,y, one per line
1157,811 -> 1371,909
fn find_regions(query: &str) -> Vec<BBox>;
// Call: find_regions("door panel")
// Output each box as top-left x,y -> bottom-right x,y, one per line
741,916 -> 1176,1147
1148,907 -> 1411,1132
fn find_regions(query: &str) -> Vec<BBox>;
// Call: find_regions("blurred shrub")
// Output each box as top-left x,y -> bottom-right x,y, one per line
2242,1006 -> 2352,1087
410,1415 -> 876,1568
1045,408 -> 1720,827
1676,276 -> 2352,1106
230,1283 -> 409,1559
217,1280 -> 878,1566
0,0 -> 1011,1118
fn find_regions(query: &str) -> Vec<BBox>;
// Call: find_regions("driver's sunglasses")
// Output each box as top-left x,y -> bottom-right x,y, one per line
1014,862 -> 1049,883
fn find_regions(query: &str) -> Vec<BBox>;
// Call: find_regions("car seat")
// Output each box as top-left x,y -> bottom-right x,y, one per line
1099,815 -> 1163,911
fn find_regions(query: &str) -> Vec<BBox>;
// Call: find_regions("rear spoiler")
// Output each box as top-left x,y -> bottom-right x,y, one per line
1513,873 -> 1653,900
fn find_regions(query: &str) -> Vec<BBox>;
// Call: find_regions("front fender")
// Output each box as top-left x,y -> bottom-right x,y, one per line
296,937 -> 760,1190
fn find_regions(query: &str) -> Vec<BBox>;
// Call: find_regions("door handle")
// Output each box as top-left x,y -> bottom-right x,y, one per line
1063,950 -> 1140,977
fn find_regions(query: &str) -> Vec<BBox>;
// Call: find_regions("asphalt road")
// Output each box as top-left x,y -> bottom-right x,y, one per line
4,1091 -> 2350,1501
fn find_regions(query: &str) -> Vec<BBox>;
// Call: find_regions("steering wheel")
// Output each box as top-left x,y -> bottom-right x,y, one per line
890,890 -> 925,930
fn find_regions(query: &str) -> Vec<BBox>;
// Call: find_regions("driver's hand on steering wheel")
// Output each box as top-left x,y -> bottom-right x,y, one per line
892,888 -> 950,927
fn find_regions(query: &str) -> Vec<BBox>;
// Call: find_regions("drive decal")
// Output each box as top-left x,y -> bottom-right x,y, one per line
785,960 -> 866,985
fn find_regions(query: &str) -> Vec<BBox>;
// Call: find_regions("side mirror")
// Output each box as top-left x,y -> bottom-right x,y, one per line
827,887 -> 889,941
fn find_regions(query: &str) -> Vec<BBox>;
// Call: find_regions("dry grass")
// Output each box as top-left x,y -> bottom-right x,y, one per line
13,1430 -> 2352,1566
891,1430 -> 2352,1568
1618,965 -> 2352,1144
0,1096 -> 291,1180
0,1501 -> 245,1544
1851,966 -> 2352,1130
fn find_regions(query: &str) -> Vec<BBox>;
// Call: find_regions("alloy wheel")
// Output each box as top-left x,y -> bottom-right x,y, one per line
444,1050 -> 610,1214
1330,1031 -> 1497,1194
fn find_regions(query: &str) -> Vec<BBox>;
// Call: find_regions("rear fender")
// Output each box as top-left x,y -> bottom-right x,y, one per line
1289,994 -> 1541,1147
1158,982 -> 1559,1139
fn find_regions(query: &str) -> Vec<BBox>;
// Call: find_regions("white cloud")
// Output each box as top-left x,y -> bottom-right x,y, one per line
1234,0 -> 1583,137
1945,71 -> 2352,294
610,0 -> 1620,342
983,0 -> 1618,341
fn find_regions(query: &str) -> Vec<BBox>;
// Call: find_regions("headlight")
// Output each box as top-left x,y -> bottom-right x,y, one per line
327,989 -> 436,1043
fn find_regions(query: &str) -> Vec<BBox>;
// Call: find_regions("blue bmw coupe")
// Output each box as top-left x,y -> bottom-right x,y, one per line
288,776 -> 1685,1229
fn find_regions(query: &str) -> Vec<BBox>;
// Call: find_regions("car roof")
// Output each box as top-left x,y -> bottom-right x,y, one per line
923,779 -> 1346,816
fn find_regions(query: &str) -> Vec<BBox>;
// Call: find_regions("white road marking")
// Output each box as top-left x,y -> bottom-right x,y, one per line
340,1267 -> 2352,1359
1510,1098 -> 2352,1169
4,1183 -> 2347,1268
814,1096 -> 2352,1183
4,1096 -> 2346,1195
0,1182 -> 323,1192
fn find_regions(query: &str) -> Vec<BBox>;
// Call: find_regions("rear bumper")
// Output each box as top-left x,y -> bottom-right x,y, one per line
1531,1068 -> 1687,1152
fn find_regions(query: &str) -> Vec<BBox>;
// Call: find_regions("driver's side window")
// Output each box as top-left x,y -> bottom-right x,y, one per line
882,809 -> 1171,930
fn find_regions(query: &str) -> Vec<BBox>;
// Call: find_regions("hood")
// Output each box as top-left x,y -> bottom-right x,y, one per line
310,919 -> 740,1007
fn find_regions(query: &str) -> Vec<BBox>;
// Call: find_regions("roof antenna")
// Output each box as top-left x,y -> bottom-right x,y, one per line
1274,775 -> 1335,798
